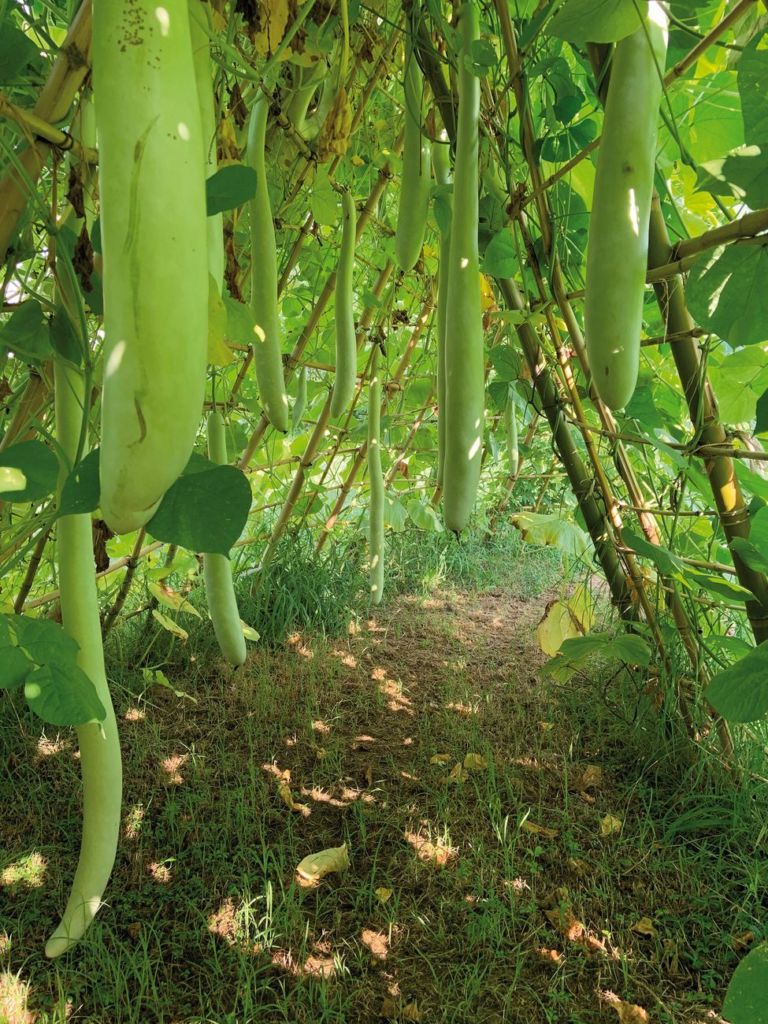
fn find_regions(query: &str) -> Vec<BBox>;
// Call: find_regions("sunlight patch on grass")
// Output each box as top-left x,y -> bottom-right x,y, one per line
0,853 -> 46,891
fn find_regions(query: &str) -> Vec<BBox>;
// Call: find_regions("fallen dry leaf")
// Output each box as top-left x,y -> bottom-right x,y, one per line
545,904 -> 585,942
535,946 -> 564,963
600,814 -> 622,837
278,783 -> 310,817
538,721 -> 554,732
295,844 -> 349,887
463,752 -> 488,770
578,764 -> 603,790
522,820 -> 559,839
731,930 -> 756,951
405,832 -> 456,869
429,753 -> 451,765
447,762 -> 468,783
631,917 -> 657,937
567,857 -> 590,876
375,887 -> 393,903
601,990 -> 649,1023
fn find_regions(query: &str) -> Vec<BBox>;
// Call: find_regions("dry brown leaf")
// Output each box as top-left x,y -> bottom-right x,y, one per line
601,991 -> 649,1023
545,904 -> 585,942
463,752 -> 488,770
521,820 -> 559,839
600,814 -> 622,837
405,832 -> 456,869
631,917 -> 657,937
429,753 -> 451,765
731,930 -> 756,951
535,946 -> 564,963
278,783 -> 310,817
295,844 -> 349,887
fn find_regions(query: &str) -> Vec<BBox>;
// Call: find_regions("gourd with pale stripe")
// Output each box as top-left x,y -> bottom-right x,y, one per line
432,136 -> 451,491
394,39 -> 431,272
95,0 -> 208,534
367,349 -> 385,605
584,4 -> 668,411
330,189 -> 357,417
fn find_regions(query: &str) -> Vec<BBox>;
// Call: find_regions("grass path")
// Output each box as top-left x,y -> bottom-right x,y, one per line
1,586 -> 758,1023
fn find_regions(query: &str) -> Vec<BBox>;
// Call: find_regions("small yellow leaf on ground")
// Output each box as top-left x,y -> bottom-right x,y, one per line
404,832 -> 456,869
600,814 -> 623,837
278,783 -> 310,817
539,721 -> 554,732
522,820 -> 559,839
402,1003 -> 421,1021
731,930 -> 755,951
601,991 -> 649,1023
429,753 -> 451,765
463,752 -> 488,770
447,762 -> 467,783
631,917 -> 657,937
375,887 -> 392,903
578,764 -> 603,790
567,857 -> 590,876
295,843 -> 349,886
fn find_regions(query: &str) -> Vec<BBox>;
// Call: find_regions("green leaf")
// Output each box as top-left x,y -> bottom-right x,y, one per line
708,641 -> 768,722
709,346 -> 768,425
730,507 -> 768,575
557,632 -> 651,667
384,493 -> 407,532
0,21 -> 41,79
723,944 -> 768,1024
0,616 -> 33,690
698,145 -> 768,209
511,511 -> 592,557
310,167 -> 339,226
686,244 -> 768,347
408,499 -> 443,532
58,448 -> 100,516
205,164 -> 257,216
756,388 -> 768,434
0,440 -> 59,502
737,38 -> 768,146
146,454 -> 251,555
548,0 -> 643,43
469,38 -> 498,74
23,661 -> 106,726
489,344 -> 521,382
0,300 -> 51,362
432,183 -> 453,236
14,615 -> 80,666
620,528 -> 682,575
682,568 -> 757,604
481,230 -> 518,276
223,294 -> 257,346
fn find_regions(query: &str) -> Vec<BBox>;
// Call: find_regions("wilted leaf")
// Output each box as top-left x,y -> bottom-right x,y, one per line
463,752 -> 488,770
151,610 -> 189,641
147,582 -> 202,618
429,753 -> 451,765
632,917 -> 657,937
601,991 -> 649,1024
577,764 -> 603,791
447,762 -> 468,783
600,814 -> 622,837
405,832 -> 456,868
296,843 -> 349,886
241,620 -> 260,642
521,820 -> 559,839
375,887 -> 392,903
278,783 -> 310,816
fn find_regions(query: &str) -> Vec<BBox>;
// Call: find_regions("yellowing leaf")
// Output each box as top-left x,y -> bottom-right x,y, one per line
539,721 -> 554,732
447,761 -> 467,783
278,783 -> 310,816
537,599 -> 582,656
350,154 -> 365,167
567,582 -> 595,633
148,582 -> 202,618
577,764 -> 603,791
601,991 -> 649,1024
252,0 -> 290,55
151,609 -> 189,641
521,820 -> 559,839
207,276 -> 235,366
463,752 -> 488,770
296,843 -> 349,886
241,620 -> 260,642
480,274 -> 497,311
631,917 -> 657,937
429,753 -> 451,765
375,887 -> 392,903
600,814 -> 622,837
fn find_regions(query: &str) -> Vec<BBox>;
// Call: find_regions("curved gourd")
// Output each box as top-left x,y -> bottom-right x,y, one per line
584,4 -> 668,411
367,349 -> 385,605
394,40 -> 431,272
442,2 -> 484,534
432,137 -> 451,490
94,0 -> 209,534
330,189 -> 357,417
203,412 -> 247,667
46,361 -> 122,958
504,390 -> 519,478
246,93 -> 290,432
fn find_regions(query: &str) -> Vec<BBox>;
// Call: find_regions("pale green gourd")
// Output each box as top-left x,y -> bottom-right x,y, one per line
330,189 -> 357,418
432,136 -> 451,491
394,39 -> 431,272
367,348 -> 385,605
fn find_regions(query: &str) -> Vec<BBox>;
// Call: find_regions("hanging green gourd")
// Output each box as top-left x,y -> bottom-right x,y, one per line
246,91 -> 290,432
330,189 -> 357,417
505,388 -> 519,479
584,4 -> 668,411
94,0 -> 209,534
432,133 -> 452,491
394,33 -> 431,272
442,1 -> 484,534
46,360 -> 122,958
367,347 -> 385,605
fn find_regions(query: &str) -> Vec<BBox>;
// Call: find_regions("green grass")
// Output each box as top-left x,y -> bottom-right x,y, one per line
2,569 -> 766,1023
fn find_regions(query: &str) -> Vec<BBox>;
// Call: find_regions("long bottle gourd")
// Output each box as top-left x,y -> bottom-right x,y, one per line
246,93 -> 290,432
190,0 -> 247,668
330,189 -> 357,417
203,412 -> 247,667
46,361 -> 122,958
504,390 -> 519,479
584,4 -> 668,411
94,0 -> 209,534
367,348 -> 385,605
394,40 -> 431,272
432,136 -> 451,491
442,2 -> 484,534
